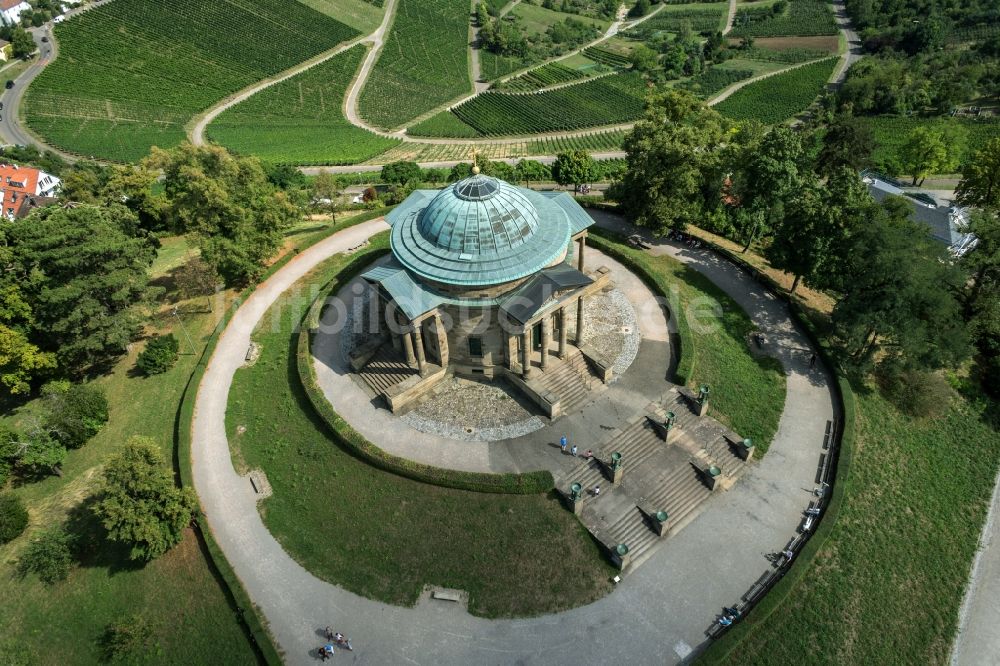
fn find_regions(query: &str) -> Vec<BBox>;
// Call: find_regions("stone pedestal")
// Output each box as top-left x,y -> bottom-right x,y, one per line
611,543 -> 631,570
730,435 -> 754,460
568,482 -> 584,515
703,464 -> 722,491
651,510 -> 669,537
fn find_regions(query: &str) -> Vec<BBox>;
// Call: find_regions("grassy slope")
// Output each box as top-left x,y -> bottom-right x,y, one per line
512,2 -> 609,38
207,45 -> 400,165
720,389 -> 1000,665
0,236 -> 257,665
297,0 -> 384,33
226,235 -> 616,618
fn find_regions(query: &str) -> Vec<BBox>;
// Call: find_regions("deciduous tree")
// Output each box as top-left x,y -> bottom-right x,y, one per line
900,125 -> 964,186
93,436 -> 198,561
955,137 -> 1000,209
551,150 -> 596,195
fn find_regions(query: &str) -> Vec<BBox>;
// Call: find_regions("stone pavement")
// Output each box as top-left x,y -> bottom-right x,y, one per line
190,213 -> 836,665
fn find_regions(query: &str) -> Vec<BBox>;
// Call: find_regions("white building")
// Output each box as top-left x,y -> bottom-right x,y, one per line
0,0 -> 30,27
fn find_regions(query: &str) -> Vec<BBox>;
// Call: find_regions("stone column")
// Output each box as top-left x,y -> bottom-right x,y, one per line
558,307 -> 568,359
412,323 -> 426,374
576,295 -> 585,345
577,235 -> 586,272
434,313 -> 449,367
521,326 -> 532,379
368,287 -> 381,336
402,329 -> 416,368
504,330 -> 516,371
540,316 -> 551,370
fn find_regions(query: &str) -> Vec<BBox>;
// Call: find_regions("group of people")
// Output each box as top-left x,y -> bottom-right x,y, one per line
318,627 -> 353,660
717,606 -> 742,627
667,229 -> 702,248
559,435 -> 592,460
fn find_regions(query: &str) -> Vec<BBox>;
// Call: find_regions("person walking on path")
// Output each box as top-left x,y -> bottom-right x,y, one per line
560,435 -> 568,454
809,353 -> 817,370
571,445 -> 578,457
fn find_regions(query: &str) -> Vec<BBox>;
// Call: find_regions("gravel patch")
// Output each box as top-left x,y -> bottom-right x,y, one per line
403,377 -> 544,442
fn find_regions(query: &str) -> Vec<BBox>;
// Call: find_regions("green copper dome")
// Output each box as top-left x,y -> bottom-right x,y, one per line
388,174 -> 577,287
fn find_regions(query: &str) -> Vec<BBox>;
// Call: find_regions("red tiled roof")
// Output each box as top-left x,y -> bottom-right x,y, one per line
0,0 -> 27,11
0,164 -> 41,217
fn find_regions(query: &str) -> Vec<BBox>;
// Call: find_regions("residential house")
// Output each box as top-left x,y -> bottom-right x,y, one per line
0,163 -> 61,220
861,170 -> 977,257
0,39 -> 10,61
0,0 -> 30,26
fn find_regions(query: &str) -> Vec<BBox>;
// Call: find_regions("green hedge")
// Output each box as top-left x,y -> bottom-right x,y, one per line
586,227 -> 696,386
295,247 -> 555,495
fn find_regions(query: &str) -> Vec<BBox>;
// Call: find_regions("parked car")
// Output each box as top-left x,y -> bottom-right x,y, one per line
41,36 -> 48,42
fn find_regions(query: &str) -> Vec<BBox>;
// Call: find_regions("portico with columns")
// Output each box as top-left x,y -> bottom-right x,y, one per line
354,168 -> 612,413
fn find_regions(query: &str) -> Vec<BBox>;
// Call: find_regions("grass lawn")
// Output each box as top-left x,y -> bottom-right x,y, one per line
590,233 -> 786,454
0,236 -> 258,664
298,0 -> 384,33
226,235 -> 617,617
716,387 -> 1000,665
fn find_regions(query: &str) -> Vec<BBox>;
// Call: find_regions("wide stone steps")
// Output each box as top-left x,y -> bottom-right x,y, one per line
535,349 -> 597,416
603,507 -> 658,559
640,465 -> 712,529
358,347 -> 416,394
703,436 -> 749,479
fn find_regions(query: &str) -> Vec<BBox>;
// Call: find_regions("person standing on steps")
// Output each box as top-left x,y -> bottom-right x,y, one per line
571,445 -> 578,457
560,435 -> 568,454
593,484 -> 601,497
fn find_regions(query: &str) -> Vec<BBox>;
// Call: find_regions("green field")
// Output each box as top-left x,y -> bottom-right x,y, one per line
730,0 -> 838,37
227,237 -> 617,618
862,116 -> 1000,174
24,0 -> 357,162
297,0 -> 385,33
675,67 -> 755,99
357,0 -> 471,129
511,1 -> 609,38
527,128 -> 628,154
207,45 -> 400,165
0,237 -> 258,664
497,62 -> 592,92
452,72 -> 649,135
407,109 -> 483,137
714,386 -> 1000,665
626,3 -> 728,36
714,58 -> 837,124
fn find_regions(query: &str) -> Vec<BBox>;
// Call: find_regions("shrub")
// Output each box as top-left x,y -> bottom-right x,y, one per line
876,362 -> 953,418
100,614 -> 154,662
136,334 -> 180,376
18,527 -> 75,584
0,493 -> 29,543
43,382 -> 109,449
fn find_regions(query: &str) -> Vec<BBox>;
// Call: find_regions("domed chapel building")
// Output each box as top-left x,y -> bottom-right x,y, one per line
352,168 -> 614,414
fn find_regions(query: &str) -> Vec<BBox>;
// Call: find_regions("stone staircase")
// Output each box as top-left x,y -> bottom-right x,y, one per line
559,388 -> 754,573
534,349 -> 599,416
358,346 -> 416,395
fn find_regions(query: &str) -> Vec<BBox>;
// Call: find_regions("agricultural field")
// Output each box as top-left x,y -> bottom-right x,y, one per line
496,62 -> 592,92
297,0 -> 385,33
527,129 -> 628,154
862,116 -> 1000,174
626,3 -> 728,37
511,1 -> 610,38
714,57 -> 837,124
357,0 -> 471,129
23,0 -> 356,162
582,46 -> 632,68
730,45 -> 834,63
207,45 -> 400,165
479,50 -> 533,82
675,67 -> 754,99
407,110 -> 483,138
452,72 -> 649,135
729,0 -> 837,37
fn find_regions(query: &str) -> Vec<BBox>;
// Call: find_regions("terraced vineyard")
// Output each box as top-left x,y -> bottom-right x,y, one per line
498,62 -> 590,92
357,0 -> 471,129
527,129 -> 627,154
626,3 -> 728,37
452,73 -> 649,135
714,58 -> 838,124
730,0 -> 838,37
408,110 -> 483,138
24,0 -> 356,162
582,46 -> 632,68
207,46 -> 400,165
675,67 -> 754,99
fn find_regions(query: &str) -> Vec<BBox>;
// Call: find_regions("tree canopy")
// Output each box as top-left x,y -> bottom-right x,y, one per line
93,436 -> 198,561
146,144 -> 299,287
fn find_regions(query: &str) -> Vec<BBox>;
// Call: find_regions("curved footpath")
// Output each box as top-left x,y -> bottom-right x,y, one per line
191,213 -> 836,665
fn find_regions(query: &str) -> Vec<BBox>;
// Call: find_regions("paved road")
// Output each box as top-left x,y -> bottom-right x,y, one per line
829,0 -> 863,86
951,467 -> 1000,666
299,151 -> 627,175
0,27 -> 55,149
190,213 -> 836,665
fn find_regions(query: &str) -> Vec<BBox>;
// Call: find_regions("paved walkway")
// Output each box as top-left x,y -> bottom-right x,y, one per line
190,212 -> 836,665
951,465 -> 1000,666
